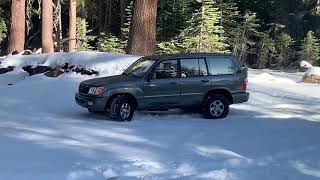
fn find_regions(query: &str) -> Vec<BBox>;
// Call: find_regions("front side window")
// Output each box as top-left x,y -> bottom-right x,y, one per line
180,58 -> 208,78
124,58 -> 156,77
206,57 -> 236,75
152,60 -> 178,79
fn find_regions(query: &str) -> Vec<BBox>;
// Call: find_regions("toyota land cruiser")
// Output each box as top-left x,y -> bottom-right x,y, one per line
75,53 -> 249,121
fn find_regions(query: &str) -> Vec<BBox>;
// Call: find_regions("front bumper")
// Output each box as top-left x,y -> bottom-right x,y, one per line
232,92 -> 250,104
75,93 -> 106,112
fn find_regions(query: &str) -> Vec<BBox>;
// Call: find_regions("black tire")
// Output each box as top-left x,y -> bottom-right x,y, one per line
110,95 -> 135,121
202,93 -> 230,119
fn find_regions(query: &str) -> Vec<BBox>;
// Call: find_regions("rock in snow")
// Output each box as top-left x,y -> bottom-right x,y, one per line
299,61 -> 313,72
303,67 -> 320,84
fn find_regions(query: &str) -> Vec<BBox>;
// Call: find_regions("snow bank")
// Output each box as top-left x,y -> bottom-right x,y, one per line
300,61 -> 313,68
305,67 -> 320,77
250,73 -> 296,84
0,51 -> 141,76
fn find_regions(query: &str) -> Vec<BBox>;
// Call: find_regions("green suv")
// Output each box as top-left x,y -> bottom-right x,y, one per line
75,53 -> 249,121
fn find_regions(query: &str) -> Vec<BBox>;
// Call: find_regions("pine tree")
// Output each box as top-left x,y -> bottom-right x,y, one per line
0,18 -> 7,54
157,0 -> 194,41
179,0 -> 228,53
76,18 -> 94,51
69,0 -> 77,53
42,0 -> 54,53
218,0 -> 240,50
127,0 -> 158,56
299,31 -> 320,66
232,12 -> 261,63
97,33 -> 125,53
257,34 -> 276,69
0,18 -> 7,44
157,39 -> 183,54
276,32 -> 294,69
8,0 -> 26,53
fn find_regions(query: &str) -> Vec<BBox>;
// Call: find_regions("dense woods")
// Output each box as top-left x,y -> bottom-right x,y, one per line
0,0 -> 320,68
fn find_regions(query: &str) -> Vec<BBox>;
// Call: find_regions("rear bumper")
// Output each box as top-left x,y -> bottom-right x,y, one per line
232,92 -> 250,104
75,93 -> 106,112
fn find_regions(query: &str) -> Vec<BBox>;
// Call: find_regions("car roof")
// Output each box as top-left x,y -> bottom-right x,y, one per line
143,53 -> 235,61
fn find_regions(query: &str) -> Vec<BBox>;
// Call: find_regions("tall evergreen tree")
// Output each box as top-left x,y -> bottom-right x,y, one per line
127,0 -> 158,56
257,34 -> 276,69
42,0 -> 54,53
76,18 -> 93,51
232,12 -> 261,63
0,18 -> 7,45
69,0 -> 77,52
157,0 -> 194,41
276,32 -> 294,69
299,31 -> 320,65
218,0 -> 240,50
179,0 -> 228,53
8,0 -> 26,53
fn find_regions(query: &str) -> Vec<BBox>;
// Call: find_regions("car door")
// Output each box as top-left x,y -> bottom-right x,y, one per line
206,56 -> 241,93
142,59 -> 181,108
179,58 -> 211,106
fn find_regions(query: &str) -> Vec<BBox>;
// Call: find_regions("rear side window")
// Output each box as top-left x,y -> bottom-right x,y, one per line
180,58 -> 208,78
206,57 -> 237,75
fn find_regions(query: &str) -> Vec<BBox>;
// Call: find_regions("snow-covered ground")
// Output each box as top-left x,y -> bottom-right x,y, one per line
0,53 -> 319,180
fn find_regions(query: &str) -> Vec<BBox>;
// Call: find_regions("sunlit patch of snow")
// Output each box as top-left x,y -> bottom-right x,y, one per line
250,73 -> 297,84
292,161 -> 320,178
67,170 -> 95,180
300,61 -> 313,68
305,67 -> 320,76
197,169 -> 237,180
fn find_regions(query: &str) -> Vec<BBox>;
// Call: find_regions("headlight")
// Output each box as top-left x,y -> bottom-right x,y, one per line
88,87 -> 105,95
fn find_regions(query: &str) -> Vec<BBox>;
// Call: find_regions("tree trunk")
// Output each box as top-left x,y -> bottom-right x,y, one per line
127,0 -> 158,56
8,0 -> 26,54
69,0 -> 77,53
42,0 -> 54,53
53,0 -> 62,52
104,0 -> 111,27
98,0 -> 105,32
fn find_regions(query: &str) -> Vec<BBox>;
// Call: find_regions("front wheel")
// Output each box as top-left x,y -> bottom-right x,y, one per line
202,94 -> 230,119
110,95 -> 135,121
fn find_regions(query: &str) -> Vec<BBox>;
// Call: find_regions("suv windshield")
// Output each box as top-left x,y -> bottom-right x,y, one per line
124,58 -> 156,77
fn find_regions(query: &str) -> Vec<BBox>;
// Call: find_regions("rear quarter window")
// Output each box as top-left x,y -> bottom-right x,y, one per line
206,57 -> 237,75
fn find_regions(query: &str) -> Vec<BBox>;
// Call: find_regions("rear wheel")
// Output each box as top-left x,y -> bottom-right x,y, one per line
202,94 -> 230,119
109,95 -> 135,121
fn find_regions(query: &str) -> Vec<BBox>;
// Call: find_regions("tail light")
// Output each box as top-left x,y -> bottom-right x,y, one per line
242,79 -> 248,91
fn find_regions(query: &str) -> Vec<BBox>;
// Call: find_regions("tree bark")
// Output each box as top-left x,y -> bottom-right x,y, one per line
104,0 -> 111,27
42,0 -> 54,53
127,0 -> 158,56
53,0 -> 62,52
8,0 -> 26,54
98,0 -> 105,32
69,0 -> 77,53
